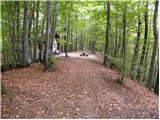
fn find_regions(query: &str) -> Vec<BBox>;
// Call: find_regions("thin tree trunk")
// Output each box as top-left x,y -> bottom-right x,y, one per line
39,13 -> 46,62
65,20 -> 69,57
117,29 -> 122,54
131,14 -> 141,80
143,20 -> 151,82
12,1 -> 17,62
147,0 -> 159,88
114,15 -> 118,56
65,4 -> 71,57
152,55 -> 159,87
50,1 -> 58,54
92,40 -> 96,54
65,35 -> 68,57
75,29 -> 78,51
75,15 -> 78,51
2,34 -> 6,64
103,1 -> 110,67
137,2 -> 148,80
33,1 -> 39,60
22,1 -> 29,66
44,1 -> 50,66
16,1 -> 21,61
71,27 -> 73,51
121,3 -> 127,82
110,25 -> 114,56
28,2 -> 35,62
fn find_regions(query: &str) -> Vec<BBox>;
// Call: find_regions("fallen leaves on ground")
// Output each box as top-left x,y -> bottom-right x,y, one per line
1,54 -> 159,119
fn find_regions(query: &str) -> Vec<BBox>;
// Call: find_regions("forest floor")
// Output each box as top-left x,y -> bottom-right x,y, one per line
1,51 -> 159,119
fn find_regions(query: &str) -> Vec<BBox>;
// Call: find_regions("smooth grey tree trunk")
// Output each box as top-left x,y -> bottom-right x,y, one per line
44,1 -> 50,66
12,1 -> 17,62
103,1 -> 110,67
147,0 -> 159,88
137,2 -> 148,80
143,20 -> 151,82
65,3 -> 72,57
40,13 -> 46,62
121,3 -> 127,82
131,15 -> 141,80
16,1 -> 21,61
28,2 -> 35,62
33,1 -> 39,60
50,1 -> 58,54
114,15 -> 118,56
22,1 -> 29,66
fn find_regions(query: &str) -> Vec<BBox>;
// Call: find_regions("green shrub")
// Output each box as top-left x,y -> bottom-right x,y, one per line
46,56 -> 57,71
110,56 -> 131,73
110,56 -> 123,71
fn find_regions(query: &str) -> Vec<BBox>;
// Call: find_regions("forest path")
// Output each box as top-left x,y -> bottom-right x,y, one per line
57,51 -> 101,60
1,53 -> 159,119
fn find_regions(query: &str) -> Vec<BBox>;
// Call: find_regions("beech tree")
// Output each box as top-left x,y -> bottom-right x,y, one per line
44,1 -> 50,66
22,1 -> 30,66
137,2 -> 148,80
103,1 -> 110,67
131,4 -> 142,80
147,0 -> 159,88
120,2 -> 127,82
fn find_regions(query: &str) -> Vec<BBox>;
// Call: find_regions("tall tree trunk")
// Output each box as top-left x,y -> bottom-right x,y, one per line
28,2 -> 35,62
40,13 -> 46,62
44,1 -> 50,66
75,29 -> 78,51
50,1 -> 58,54
65,4 -> 72,57
114,15 -> 118,56
143,20 -> 151,82
65,18 -> 69,57
16,1 -> 21,61
2,34 -> 6,64
152,54 -> 159,87
92,40 -> 96,54
110,25 -> 114,56
117,29 -> 122,54
131,14 -> 141,80
103,1 -> 110,67
121,3 -> 127,82
147,0 -> 159,88
22,1 -> 29,66
33,1 -> 39,60
75,15 -> 78,51
137,2 -> 148,80
65,35 -> 68,57
12,1 -> 17,62
71,27 -> 73,51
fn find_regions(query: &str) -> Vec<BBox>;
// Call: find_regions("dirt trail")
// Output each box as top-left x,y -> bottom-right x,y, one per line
1,53 -> 159,119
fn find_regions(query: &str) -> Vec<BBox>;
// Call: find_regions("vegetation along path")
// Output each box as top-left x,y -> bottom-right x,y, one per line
1,53 -> 158,119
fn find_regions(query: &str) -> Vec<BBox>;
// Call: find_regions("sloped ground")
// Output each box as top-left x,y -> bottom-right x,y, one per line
1,53 -> 159,119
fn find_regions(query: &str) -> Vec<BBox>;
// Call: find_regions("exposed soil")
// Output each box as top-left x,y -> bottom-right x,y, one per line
1,53 -> 159,119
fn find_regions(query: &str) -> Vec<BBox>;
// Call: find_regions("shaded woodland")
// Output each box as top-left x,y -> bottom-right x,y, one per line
1,0 -> 159,119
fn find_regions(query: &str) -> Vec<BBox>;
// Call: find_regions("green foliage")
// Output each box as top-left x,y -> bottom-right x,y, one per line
110,55 -> 132,75
110,56 -> 123,72
46,56 -> 57,71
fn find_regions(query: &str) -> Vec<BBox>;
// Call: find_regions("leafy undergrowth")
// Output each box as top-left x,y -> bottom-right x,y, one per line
1,56 -> 159,119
